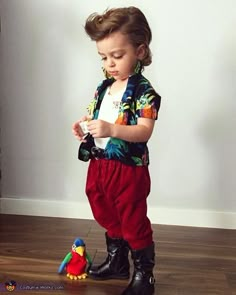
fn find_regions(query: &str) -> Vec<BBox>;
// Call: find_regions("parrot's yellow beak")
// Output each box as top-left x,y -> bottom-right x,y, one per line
76,246 -> 85,256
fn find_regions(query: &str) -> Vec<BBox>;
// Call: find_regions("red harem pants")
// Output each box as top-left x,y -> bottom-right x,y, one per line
85,158 -> 153,250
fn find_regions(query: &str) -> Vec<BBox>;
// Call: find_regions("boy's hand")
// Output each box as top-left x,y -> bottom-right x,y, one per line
72,116 -> 91,142
87,119 -> 112,138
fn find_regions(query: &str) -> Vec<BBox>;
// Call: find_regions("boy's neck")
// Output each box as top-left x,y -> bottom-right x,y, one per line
109,78 -> 128,95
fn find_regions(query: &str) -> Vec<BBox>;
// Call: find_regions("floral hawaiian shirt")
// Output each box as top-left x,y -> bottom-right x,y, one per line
78,73 -> 161,166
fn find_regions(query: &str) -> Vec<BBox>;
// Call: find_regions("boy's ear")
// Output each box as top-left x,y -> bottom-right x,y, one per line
136,44 -> 146,60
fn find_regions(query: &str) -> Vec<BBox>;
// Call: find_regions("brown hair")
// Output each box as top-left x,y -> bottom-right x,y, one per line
84,6 -> 152,67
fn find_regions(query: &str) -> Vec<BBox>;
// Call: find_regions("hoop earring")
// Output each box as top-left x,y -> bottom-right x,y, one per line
102,67 -> 112,79
134,60 -> 142,74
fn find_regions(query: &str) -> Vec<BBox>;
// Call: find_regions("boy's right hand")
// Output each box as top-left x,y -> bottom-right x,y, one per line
72,116 -> 90,142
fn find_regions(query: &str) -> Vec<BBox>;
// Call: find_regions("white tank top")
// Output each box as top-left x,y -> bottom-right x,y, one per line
94,86 -> 125,149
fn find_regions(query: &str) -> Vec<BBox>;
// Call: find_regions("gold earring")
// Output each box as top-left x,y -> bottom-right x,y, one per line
102,67 -> 112,79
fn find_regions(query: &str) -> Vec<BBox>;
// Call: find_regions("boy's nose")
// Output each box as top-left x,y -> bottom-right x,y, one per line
107,58 -> 115,67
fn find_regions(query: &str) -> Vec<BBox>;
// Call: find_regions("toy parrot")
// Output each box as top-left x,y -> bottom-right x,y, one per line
58,237 -> 92,280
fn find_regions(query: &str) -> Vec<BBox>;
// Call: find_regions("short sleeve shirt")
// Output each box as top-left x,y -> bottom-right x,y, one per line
80,73 -> 161,166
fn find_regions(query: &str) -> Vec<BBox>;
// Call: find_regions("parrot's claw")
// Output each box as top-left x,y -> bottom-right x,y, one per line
67,273 -> 78,280
66,273 -> 87,280
77,273 -> 87,280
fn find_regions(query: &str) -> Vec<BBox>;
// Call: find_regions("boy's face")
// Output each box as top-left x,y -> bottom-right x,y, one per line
96,31 -> 144,81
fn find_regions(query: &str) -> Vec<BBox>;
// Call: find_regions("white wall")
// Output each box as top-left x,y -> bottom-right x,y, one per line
0,0 -> 236,228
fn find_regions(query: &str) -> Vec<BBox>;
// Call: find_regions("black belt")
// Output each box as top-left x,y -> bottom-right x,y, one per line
91,146 -> 106,160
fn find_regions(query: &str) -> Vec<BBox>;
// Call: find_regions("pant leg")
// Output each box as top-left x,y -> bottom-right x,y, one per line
114,164 -> 153,250
85,159 -> 153,249
85,159 -> 123,238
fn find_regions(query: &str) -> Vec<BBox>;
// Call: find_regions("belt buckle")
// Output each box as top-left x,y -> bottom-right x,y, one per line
91,147 -> 104,160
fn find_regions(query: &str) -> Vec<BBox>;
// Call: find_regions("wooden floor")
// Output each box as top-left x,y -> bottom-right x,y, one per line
0,214 -> 236,295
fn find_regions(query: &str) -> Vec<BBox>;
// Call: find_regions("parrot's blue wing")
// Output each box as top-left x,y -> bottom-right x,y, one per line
58,252 -> 72,274
58,261 -> 67,274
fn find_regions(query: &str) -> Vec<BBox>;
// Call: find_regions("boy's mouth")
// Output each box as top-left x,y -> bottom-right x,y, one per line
109,71 -> 118,76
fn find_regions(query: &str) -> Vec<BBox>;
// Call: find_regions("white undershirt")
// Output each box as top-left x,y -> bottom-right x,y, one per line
94,86 -> 125,149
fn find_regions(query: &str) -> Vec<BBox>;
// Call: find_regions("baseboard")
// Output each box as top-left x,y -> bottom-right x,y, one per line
0,197 -> 235,229
0,196 -> 94,220
148,206 -> 236,229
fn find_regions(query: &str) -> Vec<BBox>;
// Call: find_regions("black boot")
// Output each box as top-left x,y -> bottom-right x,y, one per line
88,232 -> 130,280
121,243 -> 155,295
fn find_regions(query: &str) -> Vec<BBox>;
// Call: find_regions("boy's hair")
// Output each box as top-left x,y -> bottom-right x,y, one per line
85,6 -> 152,66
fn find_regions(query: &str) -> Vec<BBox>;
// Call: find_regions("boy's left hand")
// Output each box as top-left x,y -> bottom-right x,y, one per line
87,119 -> 112,138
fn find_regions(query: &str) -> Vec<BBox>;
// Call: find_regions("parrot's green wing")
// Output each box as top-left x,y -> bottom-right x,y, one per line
62,252 -> 72,263
86,252 -> 92,265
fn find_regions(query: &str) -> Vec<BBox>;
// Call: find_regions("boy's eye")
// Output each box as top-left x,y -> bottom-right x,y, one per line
100,54 -> 123,61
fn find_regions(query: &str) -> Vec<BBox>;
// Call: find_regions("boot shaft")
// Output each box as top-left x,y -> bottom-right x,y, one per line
121,243 -> 155,295
88,233 -> 130,280
106,233 -> 129,255
105,233 -> 130,273
131,242 -> 155,272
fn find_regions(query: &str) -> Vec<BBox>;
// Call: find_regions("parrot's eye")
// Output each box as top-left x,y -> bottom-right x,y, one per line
72,244 -> 76,250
